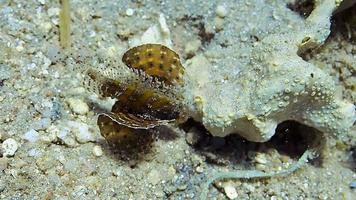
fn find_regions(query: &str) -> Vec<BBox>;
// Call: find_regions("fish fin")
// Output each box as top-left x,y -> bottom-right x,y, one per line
122,44 -> 184,85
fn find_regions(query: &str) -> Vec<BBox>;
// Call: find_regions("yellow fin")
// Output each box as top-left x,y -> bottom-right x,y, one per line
122,44 -> 184,85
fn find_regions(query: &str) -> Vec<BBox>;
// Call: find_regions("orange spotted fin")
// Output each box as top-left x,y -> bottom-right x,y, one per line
122,44 -> 184,85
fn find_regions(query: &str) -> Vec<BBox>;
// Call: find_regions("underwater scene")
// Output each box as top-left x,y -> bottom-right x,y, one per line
0,0 -> 355,199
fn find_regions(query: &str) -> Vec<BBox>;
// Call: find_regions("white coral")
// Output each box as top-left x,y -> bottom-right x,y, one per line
183,0 -> 355,142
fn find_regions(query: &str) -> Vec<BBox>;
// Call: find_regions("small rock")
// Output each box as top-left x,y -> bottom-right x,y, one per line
92,145 -> 103,157
47,7 -> 60,17
47,169 -> 62,187
56,126 -> 77,147
224,184 -> 238,199
0,157 -> 9,171
37,0 -> 46,5
31,118 -> 51,131
147,169 -> 161,185
196,166 -> 204,173
67,98 -> 89,115
125,8 -> 134,16
214,17 -> 225,31
28,148 -> 42,157
167,166 -> 176,178
2,138 -> 19,157
350,180 -> 356,189
23,129 -> 40,143
255,153 -> 267,164
216,5 -> 228,18
243,183 -> 255,193
67,121 -> 96,144
177,184 -> 187,191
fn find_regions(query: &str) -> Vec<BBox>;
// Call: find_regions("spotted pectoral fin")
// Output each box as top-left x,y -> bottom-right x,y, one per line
97,114 -> 150,146
122,44 -> 184,85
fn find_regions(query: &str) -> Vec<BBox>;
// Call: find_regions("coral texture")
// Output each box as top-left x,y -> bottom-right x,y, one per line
182,0 -> 355,142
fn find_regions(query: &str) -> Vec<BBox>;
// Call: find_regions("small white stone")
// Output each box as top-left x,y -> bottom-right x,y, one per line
28,148 -> 41,157
147,169 -> 161,185
216,5 -> 228,18
67,98 -> 89,115
23,129 -> 40,143
15,45 -> 24,52
215,17 -> 225,31
41,22 -> 53,34
196,166 -> 204,173
37,0 -> 46,5
255,153 -> 268,164
2,138 -> 19,157
224,184 -> 238,199
67,121 -> 96,144
93,145 -> 103,157
125,8 -> 134,16
47,7 -> 60,17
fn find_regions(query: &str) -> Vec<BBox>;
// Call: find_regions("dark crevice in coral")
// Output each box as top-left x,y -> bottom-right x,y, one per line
287,0 -> 315,18
330,2 -> 356,43
183,119 -> 325,168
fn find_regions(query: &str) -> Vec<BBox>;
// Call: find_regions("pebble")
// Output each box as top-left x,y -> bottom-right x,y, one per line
125,8 -> 134,16
67,121 -> 96,144
31,118 -> 51,131
195,166 -> 204,173
0,157 -> 9,171
67,98 -> 89,115
28,148 -> 42,157
92,145 -> 103,157
255,153 -> 268,164
147,169 -> 161,185
223,184 -> 238,199
2,138 -> 19,157
56,126 -> 77,147
216,5 -> 228,18
42,125 -> 59,143
243,183 -> 255,193
47,7 -> 60,17
37,0 -> 46,5
215,17 -> 225,31
23,129 -> 40,143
